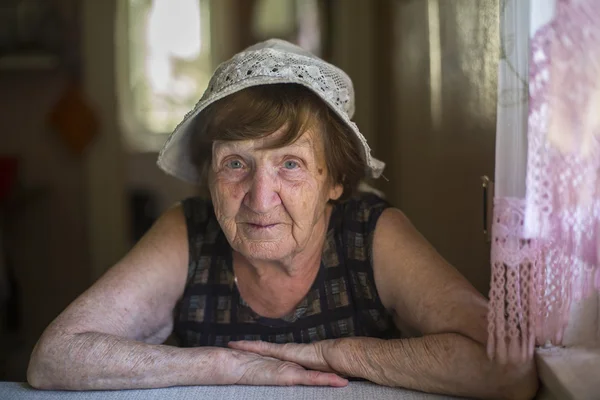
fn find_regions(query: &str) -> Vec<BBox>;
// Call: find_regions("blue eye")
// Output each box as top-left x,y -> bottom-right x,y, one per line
227,160 -> 243,169
284,160 -> 298,170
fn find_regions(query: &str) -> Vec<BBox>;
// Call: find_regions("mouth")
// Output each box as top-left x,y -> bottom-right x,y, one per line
245,223 -> 280,229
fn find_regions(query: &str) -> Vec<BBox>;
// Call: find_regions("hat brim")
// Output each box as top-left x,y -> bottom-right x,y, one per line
157,76 -> 385,185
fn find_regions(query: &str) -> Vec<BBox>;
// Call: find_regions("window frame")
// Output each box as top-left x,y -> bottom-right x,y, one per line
115,0 -> 214,152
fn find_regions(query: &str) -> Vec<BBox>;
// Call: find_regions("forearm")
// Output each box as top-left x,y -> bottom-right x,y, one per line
27,331 -> 232,390
330,334 -> 537,400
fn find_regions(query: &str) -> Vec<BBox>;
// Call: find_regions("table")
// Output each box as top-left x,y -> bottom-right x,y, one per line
536,346 -> 600,400
0,382 -> 462,399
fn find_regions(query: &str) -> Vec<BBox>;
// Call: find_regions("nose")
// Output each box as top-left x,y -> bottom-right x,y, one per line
243,167 -> 281,213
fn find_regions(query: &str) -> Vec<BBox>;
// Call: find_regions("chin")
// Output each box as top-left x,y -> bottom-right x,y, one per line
238,241 -> 295,262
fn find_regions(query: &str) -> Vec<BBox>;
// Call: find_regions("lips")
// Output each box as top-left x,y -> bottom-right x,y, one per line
239,218 -> 283,227
241,222 -> 283,237
245,222 -> 279,228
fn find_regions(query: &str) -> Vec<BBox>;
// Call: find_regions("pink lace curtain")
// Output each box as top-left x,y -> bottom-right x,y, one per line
487,0 -> 600,364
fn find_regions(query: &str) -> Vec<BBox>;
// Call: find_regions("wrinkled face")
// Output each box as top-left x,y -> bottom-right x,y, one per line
208,127 -> 343,262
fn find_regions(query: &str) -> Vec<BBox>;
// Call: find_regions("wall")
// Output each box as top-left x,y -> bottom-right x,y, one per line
127,153 -> 197,214
82,0 -> 130,282
328,0 -> 377,152
0,69 -> 90,377
0,0 -> 129,380
386,0 -> 498,294
328,0 -> 496,294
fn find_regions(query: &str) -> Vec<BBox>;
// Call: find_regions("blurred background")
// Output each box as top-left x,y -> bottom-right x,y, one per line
0,0 -> 499,381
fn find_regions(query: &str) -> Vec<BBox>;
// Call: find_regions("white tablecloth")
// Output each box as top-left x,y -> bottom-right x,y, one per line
0,382 -> 463,400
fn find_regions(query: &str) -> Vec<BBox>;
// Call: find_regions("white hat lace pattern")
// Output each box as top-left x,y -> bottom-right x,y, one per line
157,39 -> 385,184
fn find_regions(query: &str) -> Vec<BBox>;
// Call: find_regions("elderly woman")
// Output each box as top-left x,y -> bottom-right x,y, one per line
27,40 -> 536,399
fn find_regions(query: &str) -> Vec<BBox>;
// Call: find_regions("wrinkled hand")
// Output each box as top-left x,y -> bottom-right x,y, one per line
228,340 -> 341,375
227,349 -> 347,387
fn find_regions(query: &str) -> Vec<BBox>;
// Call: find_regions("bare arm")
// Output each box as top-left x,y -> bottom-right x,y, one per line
30,331 -> 230,390
230,208 -> 538,399
335,335 -> 537,398
28,205 -> 346,390
230,333 -> 534,399
368,208 -> 537,398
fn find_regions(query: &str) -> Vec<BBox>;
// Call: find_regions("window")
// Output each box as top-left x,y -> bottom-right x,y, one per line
117,0 -> 322,151
251,0 -> 321,56
117,0 -> 212,150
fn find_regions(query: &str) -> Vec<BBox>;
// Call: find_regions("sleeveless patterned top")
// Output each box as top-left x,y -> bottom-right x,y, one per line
174,192 -> 401,347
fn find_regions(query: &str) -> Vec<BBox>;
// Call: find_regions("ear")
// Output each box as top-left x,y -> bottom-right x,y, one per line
328,182 -> 343,201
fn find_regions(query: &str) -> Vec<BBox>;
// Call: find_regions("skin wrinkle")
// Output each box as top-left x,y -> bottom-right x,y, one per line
210,127 -> 335,258
339,335 -> 499,397
377,339 -> 415,388
126,347 -> 155,377
44,331 -> 222,390
209,126 -> 342,317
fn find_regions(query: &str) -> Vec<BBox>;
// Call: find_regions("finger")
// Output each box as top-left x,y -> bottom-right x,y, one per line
229,341 -> 329,372
228,340 -> 290,359
227,340 -> 267,352
291,370 -> 348,387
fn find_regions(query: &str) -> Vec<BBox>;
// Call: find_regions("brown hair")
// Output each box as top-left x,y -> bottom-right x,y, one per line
191,84 -> 366,201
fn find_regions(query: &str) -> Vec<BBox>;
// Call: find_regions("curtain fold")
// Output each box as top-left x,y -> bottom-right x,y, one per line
488,0 -> 538,364
488,0 -> 600,364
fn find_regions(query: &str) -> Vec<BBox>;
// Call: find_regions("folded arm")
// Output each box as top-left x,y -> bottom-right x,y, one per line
30,330 -> 229,389
333,334 -> 535,398
367,208 -> 537,398
30,330 -> 347,390
231,332 -> 534,399
230,208 -> 538,399
28,205 -> 346,390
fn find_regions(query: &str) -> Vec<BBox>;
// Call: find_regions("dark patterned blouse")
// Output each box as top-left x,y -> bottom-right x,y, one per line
174,192 -> 401,347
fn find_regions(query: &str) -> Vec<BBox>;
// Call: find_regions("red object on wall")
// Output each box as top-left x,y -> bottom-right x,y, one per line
0,157 -> 19,201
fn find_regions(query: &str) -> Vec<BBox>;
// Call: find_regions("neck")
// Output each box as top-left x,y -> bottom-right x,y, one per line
233,205 -> 332,318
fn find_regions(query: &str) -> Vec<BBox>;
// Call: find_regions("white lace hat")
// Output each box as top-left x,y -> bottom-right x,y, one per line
157,39 -> 385,183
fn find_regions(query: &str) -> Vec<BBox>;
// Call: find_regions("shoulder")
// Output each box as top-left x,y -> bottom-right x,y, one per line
371,205 -> 422,266
181,196 -> 213,223
179,197 -> 224,263
374,208 -> 413,240
180,197 -> 220,236
333,192 -> 394,270
337,191 -> 391,228
371,207 -> 489,343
